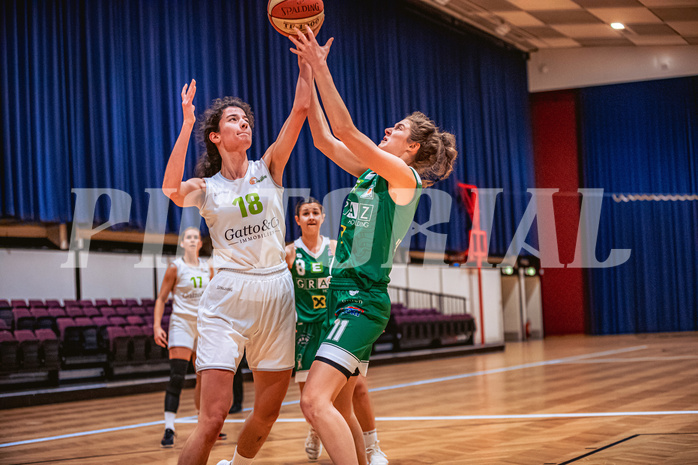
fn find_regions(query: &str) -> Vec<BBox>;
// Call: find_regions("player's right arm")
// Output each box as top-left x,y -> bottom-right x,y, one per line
307,82 -> 368,178
162,79 -> 206,208
153,263 -> 177,348
285,242 -> 296,270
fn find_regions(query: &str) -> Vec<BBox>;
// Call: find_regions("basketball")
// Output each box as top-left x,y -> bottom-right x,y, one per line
268,0 -> 324,37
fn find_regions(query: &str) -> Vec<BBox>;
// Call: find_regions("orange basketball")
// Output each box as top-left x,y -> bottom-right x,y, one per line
267,0 -> 324,37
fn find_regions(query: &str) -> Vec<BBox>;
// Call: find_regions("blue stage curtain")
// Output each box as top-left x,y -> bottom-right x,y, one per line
1,0 -> 533,254
579,76 -> 698,334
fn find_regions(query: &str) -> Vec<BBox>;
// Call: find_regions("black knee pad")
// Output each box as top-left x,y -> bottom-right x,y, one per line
164,358 -> 189,412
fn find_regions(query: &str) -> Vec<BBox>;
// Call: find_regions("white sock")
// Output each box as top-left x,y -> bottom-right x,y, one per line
231,447 -> 255,464
164,411 -> 176,431
363,429 -> 378,449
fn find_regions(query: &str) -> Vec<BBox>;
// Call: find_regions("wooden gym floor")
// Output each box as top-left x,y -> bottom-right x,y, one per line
1,332 -> 697,464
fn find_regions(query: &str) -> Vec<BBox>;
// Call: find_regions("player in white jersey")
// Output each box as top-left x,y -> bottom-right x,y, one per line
162,57 -> 312,465
153,227 -> 219,448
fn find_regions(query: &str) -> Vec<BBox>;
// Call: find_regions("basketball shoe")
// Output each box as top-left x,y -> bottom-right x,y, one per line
366,440 -> 389,465
160,428 -> 175,448
305,427 -> 322,461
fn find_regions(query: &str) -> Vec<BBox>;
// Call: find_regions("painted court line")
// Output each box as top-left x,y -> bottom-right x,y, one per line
368,345 -> 648,393
175,411 -> 698,423
0,345 -> 651,449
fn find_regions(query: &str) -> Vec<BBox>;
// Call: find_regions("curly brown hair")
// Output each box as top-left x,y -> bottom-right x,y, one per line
406,112 -> 458,187
195,97 -> 255,178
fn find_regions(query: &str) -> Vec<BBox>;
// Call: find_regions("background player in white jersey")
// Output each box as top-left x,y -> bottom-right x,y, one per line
153,227 -> 218,448
162,57 -> 312,465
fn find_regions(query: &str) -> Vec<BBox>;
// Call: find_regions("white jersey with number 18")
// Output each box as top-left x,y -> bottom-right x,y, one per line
199,159 -> 286,272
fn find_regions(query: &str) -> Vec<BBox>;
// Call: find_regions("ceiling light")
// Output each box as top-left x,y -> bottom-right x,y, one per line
495,21 -> 511,36
611,22 -> 625,30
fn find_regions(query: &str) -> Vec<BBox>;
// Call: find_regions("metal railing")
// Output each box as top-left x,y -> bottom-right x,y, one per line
387,286 -> 468,316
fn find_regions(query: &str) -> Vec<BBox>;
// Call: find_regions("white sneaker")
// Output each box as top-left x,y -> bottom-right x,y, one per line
216,461 -> 231,465
305,427 -> 323,461
366,440 -> 389,465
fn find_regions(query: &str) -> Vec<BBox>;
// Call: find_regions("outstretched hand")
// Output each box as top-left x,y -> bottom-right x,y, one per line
180,79 -> 196,126
289,26 -> 334,70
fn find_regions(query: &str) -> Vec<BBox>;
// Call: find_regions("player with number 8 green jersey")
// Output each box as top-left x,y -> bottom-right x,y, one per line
291,236 -> 333,323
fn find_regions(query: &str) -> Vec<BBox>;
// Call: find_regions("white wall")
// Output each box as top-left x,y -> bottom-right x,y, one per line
525,277 -> 543,339
79,252 -> 156,300
528,45 -> 698,92
501,275 -> 521,341
0,249 -> 76,300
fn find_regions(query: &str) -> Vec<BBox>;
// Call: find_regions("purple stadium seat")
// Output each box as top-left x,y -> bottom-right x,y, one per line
108,316 -> 128,327
28,299 -> 45,308
0,330 -> 19,372
0,308 -> 13,329
115,306 -> 132,317
11,299 -> 28,308
0,299 -> 10,309
0,320 -> 9,331
125,326 -> 147,361
130,306 -> 146,316
56,317 -> 75,336
94,299 -> 110,308
45,299 -> 61,308
145,325 -> 166,360
74,317 -> 99,351
106,326 -> 129,362
65,306 -> 84,318
92,316 -> 110,329
82,306 -> 100,318
161,314 -> 170,328
31,308 -> 54,331
144,315 -> 154,326
126,315 -> 145,326
14,329 -> 41,369
78,299 -> 94,307
13,308 -> 35,331
35,329 -> 60,370
91,316 -> 110,349
57,317 -> 80,353
48,307 -> 67,319
124,299 -> 139,307
110,298 -> 125,307
63,299 -> 78,307
140,298 -> 155,307
99,306 -> 116,318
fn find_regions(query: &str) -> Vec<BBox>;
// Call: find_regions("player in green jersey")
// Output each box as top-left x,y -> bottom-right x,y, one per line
291,29 -> 459,465
287,197 -> 390,464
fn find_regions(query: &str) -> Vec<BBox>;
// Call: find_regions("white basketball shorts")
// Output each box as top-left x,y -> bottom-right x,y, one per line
195,263 -> 296,373
167,312 -> 198,351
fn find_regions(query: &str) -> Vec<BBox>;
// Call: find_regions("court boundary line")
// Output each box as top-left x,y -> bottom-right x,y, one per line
0,344 -> 653,449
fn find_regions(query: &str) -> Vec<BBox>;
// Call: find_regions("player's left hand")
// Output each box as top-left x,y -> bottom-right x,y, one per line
289,26 -> 333,69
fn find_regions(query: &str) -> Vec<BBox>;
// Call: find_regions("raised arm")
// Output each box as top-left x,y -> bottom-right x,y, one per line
308,82 -> 367,177
162,79 -> 206,208
262,59 -> 313,186
290,29 -> 416,194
